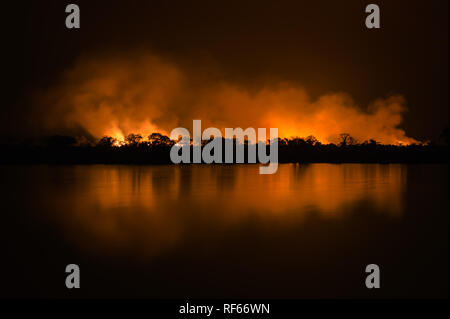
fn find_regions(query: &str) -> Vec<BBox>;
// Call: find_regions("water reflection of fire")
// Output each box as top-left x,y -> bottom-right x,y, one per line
47,164 -> 407,257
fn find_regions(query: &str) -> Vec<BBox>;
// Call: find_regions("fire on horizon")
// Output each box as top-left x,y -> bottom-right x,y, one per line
3,1 -> 448,146
34,54 -> 419,146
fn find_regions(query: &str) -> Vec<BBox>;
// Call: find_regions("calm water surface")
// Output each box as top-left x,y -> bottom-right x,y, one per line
1,164 -> 448,298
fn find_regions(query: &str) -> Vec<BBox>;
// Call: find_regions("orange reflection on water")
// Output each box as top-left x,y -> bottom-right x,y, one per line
46,164 -> 407,256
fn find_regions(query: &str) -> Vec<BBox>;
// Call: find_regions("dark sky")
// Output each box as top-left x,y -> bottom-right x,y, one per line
4,0 -> 449,141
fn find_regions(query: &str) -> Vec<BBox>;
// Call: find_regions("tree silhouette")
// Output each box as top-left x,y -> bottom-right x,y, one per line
125,133 -> 143,146
148,133 -> 172,146
305,135 -> 319,146
98,136 -> 117,148
4,130 -> 445,165
339,133 -> 357,147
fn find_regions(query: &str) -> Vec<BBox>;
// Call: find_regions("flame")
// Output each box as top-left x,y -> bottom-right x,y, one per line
35,53 -> 419,145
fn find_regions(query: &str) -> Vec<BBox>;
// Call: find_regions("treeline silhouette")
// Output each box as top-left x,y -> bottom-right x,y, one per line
1,131 -> 448,164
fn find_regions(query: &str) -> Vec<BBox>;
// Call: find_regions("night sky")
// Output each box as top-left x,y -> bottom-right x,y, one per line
3,0 -> 449,141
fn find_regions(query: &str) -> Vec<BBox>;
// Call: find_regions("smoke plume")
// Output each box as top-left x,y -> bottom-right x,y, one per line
35,53 -> 418,145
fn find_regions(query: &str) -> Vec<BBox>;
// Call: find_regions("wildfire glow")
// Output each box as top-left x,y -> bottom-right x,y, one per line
36,53 -> 419,145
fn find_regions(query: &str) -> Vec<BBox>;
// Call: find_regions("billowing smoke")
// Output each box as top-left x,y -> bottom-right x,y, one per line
35,52 -> 418,145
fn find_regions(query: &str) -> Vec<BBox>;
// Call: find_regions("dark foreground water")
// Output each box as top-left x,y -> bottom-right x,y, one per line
1,164 -> 448,298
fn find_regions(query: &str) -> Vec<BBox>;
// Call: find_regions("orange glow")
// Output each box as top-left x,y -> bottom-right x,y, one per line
46,164 -> 406,257
36,53 -> 419,145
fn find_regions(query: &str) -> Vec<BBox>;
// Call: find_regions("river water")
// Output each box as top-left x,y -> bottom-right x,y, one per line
1,164 -> 448,298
